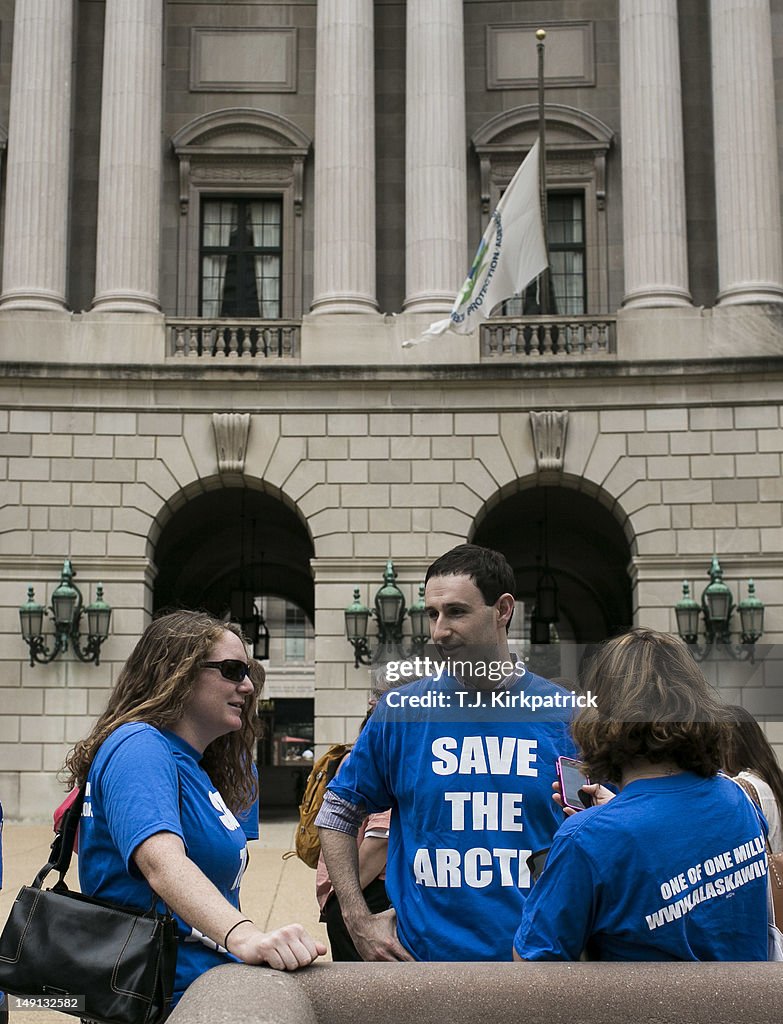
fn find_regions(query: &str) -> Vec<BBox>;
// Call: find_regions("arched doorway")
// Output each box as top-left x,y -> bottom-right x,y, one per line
153,485 -> 315,812
472,484 -> 633,681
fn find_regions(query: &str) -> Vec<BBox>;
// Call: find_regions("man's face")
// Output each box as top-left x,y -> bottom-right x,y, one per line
424,573 -> 513,684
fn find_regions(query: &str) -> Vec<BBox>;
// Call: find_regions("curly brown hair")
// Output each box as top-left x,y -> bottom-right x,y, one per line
573,627 -> 728,785
63,610 -> 263,811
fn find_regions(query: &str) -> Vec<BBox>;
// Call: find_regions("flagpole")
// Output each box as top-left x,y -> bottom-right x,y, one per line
536,28 -> 550,316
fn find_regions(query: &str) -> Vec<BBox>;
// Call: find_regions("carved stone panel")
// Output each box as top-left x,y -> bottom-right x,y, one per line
213,412 -> 251,473
487,22 -> 595,90
530,411 -> 569,472
190,28 -> 297,93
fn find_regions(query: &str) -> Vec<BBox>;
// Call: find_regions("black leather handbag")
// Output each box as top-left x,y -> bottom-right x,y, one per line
0,788 -> 177,1024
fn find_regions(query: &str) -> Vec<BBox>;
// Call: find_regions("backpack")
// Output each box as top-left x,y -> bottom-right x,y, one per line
288,743 -> 352,868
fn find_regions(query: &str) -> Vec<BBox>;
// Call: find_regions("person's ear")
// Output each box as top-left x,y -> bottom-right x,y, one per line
496,594 -> 514,628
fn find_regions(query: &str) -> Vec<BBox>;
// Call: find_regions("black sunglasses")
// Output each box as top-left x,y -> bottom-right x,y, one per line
202,659 -> 250,683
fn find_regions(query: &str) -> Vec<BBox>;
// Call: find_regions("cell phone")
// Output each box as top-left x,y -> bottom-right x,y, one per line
557,756 -> 592,811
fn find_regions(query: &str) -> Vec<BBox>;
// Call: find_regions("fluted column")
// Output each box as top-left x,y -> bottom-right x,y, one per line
711,0 -> 783,305
92,0 -> 162,312
0,0 -> 72,310
311,0 -> 377,314
403,0 -> 467,313
619,0 -> 691,308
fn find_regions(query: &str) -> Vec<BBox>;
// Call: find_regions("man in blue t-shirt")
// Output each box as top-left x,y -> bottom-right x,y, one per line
317,544 -> 578,961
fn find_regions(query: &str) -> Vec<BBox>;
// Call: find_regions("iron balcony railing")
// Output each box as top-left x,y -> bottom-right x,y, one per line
168,319 -> 300,359
481,316 -> 616,358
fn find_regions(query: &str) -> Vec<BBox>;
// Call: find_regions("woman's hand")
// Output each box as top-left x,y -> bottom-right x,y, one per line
133,832 -> 326,970
552,780 -> 615,815
227,921 -> 327,970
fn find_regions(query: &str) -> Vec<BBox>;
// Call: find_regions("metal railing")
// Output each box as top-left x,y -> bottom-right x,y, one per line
168,319 -> 300,359
481,316 -> 616,358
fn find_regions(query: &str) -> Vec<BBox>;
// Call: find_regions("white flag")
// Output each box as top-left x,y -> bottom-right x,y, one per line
404,140 -> 548,346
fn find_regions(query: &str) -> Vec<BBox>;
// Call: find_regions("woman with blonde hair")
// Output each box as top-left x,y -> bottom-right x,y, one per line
65,609 -> 325,1005
513,627 -> 768,961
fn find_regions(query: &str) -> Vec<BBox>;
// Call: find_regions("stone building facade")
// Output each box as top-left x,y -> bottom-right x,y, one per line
1,0 -> 783,817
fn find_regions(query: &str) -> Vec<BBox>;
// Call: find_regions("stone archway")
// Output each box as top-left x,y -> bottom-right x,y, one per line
471,483 -> 633,677
153,484 -> 315,809
153,486 -> 313,619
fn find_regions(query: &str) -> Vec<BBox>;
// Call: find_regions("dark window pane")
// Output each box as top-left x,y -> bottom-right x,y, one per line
200,197 -> 283,318
497,191 -> 585,316
285,603 -> 306,661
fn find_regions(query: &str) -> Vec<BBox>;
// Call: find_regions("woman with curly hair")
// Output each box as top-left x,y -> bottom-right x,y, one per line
512,627 -> 768,961
64,610 -> 325,1004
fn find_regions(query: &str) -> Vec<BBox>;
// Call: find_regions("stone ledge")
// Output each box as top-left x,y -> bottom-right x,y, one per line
170,961 -> 783,1024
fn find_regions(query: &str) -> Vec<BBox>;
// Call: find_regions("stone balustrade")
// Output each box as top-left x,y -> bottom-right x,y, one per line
481,316 -> 616,358
168,319 -> 301,359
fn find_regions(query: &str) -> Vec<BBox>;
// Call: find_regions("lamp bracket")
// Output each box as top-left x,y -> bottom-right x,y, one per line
685,638 -> 756,665
20,560 -> 111,667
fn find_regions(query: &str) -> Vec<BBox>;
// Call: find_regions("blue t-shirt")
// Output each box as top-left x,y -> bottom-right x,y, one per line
328,670 -> 578,960
514,772 -> 769,961
78,723 -> 251,1002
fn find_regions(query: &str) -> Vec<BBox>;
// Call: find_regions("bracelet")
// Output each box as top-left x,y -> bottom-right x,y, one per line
224,918 -> 253,951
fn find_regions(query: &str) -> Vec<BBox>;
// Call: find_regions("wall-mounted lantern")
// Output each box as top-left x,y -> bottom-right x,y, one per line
674,556 -> 764,662
19,559 -> 112,666
345,561 -> 429,668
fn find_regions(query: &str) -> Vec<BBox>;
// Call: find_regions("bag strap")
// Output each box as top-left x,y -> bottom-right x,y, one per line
735,774 -> 762,807
34,785 -> 85,887
741,774 -> 783,891
733,775 -> 774,857
731,774 -> 780,931
34,763 -> 184,921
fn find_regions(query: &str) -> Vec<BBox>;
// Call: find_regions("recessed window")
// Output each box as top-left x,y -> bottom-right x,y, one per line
500,191 -> 586,316
200,198 -> 282,318
548,193 -> 585,315
284,603 -> 306,661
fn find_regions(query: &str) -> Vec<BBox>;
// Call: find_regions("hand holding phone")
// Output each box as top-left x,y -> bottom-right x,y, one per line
556,756 -> 592,811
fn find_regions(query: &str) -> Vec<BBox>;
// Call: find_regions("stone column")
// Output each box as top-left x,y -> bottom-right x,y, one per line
92,0 -> 163,312
311,0 -> 377,314
619,0 -> 691,308
711,0 -> 783,305
0,0 -> 72,310
403,0 -> 467,313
